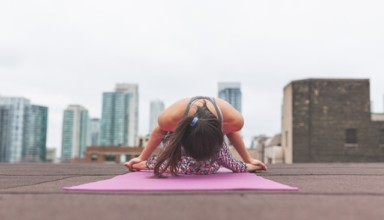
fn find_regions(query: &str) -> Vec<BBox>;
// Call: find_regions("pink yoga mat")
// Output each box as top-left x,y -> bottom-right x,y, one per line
63,169 -> 298,192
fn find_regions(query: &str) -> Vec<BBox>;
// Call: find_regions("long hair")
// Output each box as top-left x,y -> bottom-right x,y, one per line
154,101 -> 224,177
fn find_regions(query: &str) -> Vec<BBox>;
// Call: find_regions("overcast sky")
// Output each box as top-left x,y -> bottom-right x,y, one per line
1,0 -> 384,155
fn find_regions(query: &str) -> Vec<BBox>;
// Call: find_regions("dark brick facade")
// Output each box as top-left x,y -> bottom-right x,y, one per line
286,79 -> 384,162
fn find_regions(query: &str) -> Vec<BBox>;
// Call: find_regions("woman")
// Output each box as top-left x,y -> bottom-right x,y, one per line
125,96 -> 267,177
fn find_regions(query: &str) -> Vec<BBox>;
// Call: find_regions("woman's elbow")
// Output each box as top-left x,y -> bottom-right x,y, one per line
226,116 -> 244,133
234,116 -> 244,131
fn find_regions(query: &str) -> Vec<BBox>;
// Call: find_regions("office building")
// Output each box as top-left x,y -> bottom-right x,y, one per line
149,99 -> 164,133
90,118 -> 100,146
0,105 -> 12,162
0,97 -> 48,162
23,105 -> 48,161
218,82 -> 242,112
100,84 -> 139,147
282,79 -> 384,163
61,105 -> 89,160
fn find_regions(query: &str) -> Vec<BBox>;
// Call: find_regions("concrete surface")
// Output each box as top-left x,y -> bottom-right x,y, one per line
1,163 -> 384,220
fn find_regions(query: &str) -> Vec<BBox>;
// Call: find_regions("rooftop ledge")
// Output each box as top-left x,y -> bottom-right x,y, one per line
372,113 -> 384,121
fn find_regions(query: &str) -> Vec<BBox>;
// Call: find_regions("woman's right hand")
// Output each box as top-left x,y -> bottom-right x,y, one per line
124,157 -> 143,171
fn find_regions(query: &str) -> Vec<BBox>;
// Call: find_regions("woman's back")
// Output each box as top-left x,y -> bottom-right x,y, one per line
158,97 -> 244,134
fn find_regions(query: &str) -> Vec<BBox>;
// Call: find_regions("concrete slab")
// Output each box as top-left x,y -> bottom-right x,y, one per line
266,175 -> 384,194
1,163 -> 384,220
0,176 -> 115,193
0,176 -> 70,190
0,163 -> 125,176
259,163 -> 384,176
1,194 -> 384,220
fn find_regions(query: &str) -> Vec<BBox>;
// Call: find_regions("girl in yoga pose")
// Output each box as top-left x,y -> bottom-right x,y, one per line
125,96 -> 267,177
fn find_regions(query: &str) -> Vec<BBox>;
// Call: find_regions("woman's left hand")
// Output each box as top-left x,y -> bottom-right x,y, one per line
249,159 -> 268,171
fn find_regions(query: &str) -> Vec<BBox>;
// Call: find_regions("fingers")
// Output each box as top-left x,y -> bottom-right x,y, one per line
247,163 -> 263,173
124,160 -> 138,172
252,159 -> 267,171
131,164 -> 140,171
259,163 -> 267,171
132,161 -> 147,171
124,162 -> 134,171
260,162 -> 268,171
132,163 -> 142,170
124,158 -> 147,172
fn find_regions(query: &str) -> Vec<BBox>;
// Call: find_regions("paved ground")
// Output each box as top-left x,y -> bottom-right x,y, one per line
1,163 -> 384,220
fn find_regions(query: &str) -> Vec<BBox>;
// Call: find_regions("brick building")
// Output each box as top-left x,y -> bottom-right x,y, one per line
282,79 -> 384,163
85,146 -> 145,163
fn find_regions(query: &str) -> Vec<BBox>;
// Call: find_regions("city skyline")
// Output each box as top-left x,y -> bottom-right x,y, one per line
1,1 -> 384,157
2,79 -> 383,159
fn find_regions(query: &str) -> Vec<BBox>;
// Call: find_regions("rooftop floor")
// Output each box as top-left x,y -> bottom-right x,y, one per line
1,163 -> 384,220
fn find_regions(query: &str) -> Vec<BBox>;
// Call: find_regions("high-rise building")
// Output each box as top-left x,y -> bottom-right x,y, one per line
100,84 -> 139,147
0,105 -> 12,162
61,105 -> 89,160
23,105 -> 48,161
218,82 -> 242,112
0,97 -> 29,162
90,118 -> 100,146
149,99 -> 164,133
0,106 -> 9,162
0,97 -> 48,162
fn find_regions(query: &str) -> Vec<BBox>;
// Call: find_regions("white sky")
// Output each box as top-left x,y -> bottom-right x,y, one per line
1,0 -> 384,155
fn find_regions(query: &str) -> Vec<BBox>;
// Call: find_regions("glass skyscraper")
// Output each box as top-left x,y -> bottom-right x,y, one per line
23,105 -> 48,161
61,105 -> 89,160
0,106 -> 10,162
0,97 -> 48,162
149,99 -> 165,133
89,118 -> 100,146
100,84 -> 139,147
218,82 -> 242,112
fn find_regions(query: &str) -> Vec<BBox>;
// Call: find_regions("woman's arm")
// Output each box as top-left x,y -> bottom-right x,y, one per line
139,126 -> 167,160
226,131 -> 253,163
216,143 -> 247,173
124,125 -> 166,171
227,132 -> 267,171
217,98 -> 267,171
216,98 -> 251,162
125,98 -> 188,171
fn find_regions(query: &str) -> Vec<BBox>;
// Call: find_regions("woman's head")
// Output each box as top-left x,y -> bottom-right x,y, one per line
182,105 -> 223,161
154,101 -> 224,177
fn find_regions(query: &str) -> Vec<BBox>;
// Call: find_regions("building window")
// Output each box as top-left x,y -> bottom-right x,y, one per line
91,154 -> 98,162
379,129 -> 384,147
104,154 -> 116,162
345,129 -> 358,147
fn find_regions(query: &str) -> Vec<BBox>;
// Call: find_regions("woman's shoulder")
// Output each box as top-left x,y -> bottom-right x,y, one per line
214,98 -> 239,115
214,98 -> 244,133
157,97 -> 191,131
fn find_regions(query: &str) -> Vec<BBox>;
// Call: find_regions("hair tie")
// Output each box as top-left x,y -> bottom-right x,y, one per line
190,116 -> 199,126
